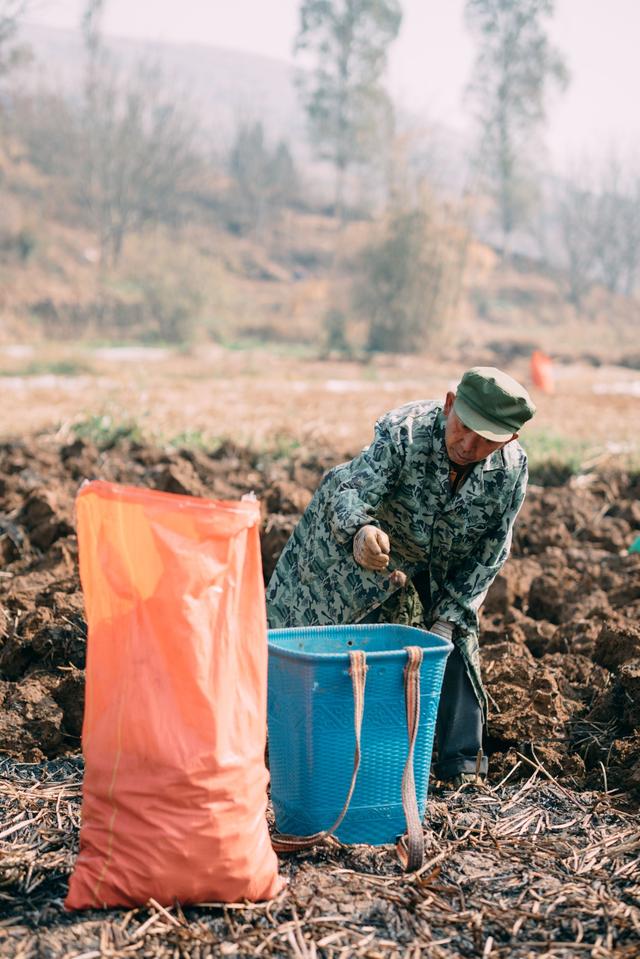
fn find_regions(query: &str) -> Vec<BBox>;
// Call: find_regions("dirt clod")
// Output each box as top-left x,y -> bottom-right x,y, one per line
593,619 -> 640,671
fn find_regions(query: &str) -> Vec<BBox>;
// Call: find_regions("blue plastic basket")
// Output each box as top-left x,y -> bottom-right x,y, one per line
267,624 -> 453,846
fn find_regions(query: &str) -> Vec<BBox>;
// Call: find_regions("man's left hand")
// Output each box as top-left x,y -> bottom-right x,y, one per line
353,525 -> 390,571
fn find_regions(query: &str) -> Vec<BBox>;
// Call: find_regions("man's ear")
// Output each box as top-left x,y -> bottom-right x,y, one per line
443,391 -> 456,415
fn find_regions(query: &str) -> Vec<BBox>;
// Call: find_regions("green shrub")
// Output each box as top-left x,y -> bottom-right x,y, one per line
353,203 -> 466,353
323,308 -> 351,355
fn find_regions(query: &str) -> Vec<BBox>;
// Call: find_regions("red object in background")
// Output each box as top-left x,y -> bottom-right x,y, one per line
65,481 -> 283,909
530,350 -> 554,393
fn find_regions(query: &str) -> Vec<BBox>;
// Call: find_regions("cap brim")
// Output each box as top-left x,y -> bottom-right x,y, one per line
453,396 -> 516,442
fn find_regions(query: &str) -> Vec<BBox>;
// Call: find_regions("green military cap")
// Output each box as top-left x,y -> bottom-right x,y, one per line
453,367 -> 536,441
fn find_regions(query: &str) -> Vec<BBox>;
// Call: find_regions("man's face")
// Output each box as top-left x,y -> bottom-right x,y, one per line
443,392 -> 517,466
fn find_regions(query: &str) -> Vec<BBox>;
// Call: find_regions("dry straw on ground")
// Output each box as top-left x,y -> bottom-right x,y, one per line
1,756 -> 639,959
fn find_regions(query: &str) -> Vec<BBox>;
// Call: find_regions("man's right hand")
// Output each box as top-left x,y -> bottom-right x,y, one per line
353,525 -> 391,571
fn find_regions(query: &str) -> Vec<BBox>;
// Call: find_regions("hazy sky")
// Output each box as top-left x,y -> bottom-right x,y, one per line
25,0 -> 640,169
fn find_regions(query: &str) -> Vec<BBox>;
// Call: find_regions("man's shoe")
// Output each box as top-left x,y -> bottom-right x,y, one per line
450,772 -> 485,789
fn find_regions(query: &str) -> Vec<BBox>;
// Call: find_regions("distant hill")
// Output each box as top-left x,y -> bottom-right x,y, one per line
18,23 -> 304,151
17,24 -> 473,190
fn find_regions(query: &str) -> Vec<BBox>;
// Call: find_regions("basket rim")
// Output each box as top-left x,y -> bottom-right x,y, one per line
267,623 -> 453,662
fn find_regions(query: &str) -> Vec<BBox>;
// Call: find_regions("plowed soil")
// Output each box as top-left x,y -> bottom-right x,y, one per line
1,433 -> 639,799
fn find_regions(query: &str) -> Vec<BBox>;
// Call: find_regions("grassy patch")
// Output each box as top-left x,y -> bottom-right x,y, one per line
521,432 -> 592,467
218,336 -> 319,360
521,432 -> 640,484
166,429 -> 214,450
70,417 -> 236,455
0,359 -> 94,377
72,415 -> 143,449
520,432 -> 594,485
264,432 -> 302,460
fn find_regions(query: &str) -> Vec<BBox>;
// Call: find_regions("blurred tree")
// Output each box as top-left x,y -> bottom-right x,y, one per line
465,0 -> 568,252
322,307 -> 351,355
270,141 -> 299,208
0,0 -> 29,79
80,64 -> 200,264
81,0 -> 105,61
295,0 -> 402,221
554,153 -> 640,306
228,122 -> 298,235
77,1 -> 200,265
592,157 -> 640,297
0,0 -> 31,144
618,179 -> 640,297
8,89 -> 78,180
354,200 -> 467,353
556,179 -> 598,308
81,0 -> 106,108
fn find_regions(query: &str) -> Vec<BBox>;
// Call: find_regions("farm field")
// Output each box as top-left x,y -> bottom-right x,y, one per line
0,344 -> 639,958
0,343 -> 639,460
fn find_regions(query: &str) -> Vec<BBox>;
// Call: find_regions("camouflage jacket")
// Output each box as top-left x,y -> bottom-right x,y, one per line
266,401 -> 528,715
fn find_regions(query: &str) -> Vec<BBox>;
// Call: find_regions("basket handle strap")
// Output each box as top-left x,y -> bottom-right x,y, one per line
271,649 -> 367,852
396,645 -> 425,872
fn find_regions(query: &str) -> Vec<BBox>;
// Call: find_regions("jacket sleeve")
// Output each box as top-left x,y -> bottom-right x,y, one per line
434,465 -> 528,636
325,417 -> 406,545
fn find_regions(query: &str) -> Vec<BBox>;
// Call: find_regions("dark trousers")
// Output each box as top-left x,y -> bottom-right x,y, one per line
434,646 -> 488,780
359,575 -> 488,781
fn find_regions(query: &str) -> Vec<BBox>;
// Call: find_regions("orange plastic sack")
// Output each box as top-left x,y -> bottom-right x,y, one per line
530,350 -> 554,394
66,481 -> 283,909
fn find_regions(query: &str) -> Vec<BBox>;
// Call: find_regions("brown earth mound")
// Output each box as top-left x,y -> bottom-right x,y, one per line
1,435 -> 639,798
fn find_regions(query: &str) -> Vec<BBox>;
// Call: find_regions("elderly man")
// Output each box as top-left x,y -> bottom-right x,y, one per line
267,367 -> 536,786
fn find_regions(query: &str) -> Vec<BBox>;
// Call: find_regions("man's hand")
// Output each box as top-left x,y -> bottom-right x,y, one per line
353,525 -> 391,571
